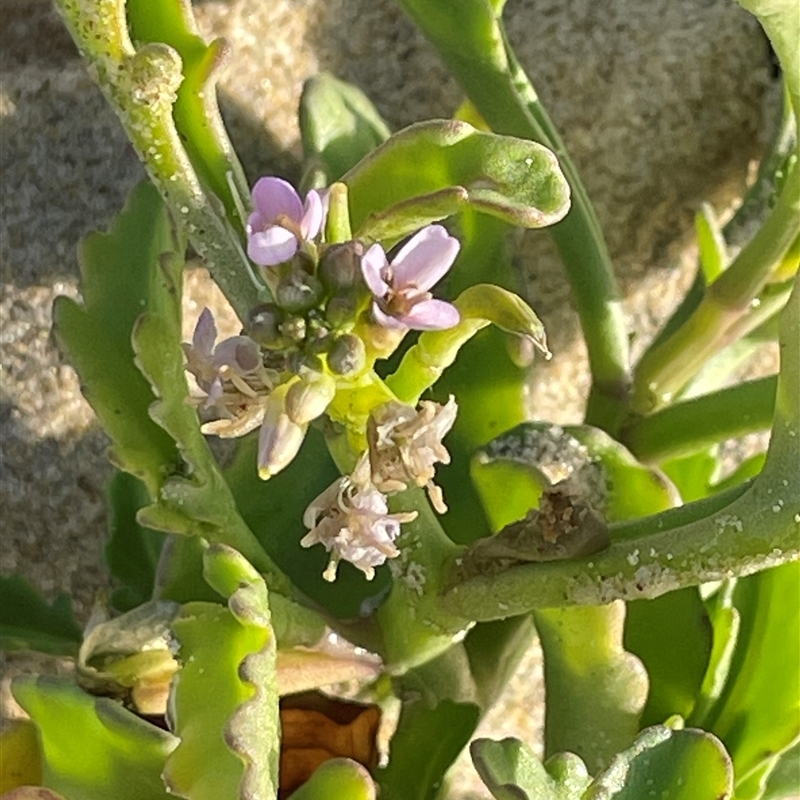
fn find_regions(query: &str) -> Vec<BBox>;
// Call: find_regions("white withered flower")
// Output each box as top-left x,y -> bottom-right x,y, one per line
367,396 -> 457,513
301,455 -> 417,582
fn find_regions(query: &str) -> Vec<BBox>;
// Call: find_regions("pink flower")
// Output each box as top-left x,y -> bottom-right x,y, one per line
360,225 -> 461,331
301,455 -> 417,581
246,177 -> 325,267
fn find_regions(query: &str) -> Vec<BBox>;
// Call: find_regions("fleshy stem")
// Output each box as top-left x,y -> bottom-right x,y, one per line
631,161 -> 800,413
396,0 -> 631,435
621,375 -> 777,462
442,273 -> 800,619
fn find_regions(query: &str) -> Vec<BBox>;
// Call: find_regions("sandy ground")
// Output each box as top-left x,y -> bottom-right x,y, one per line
0,0 -> 780,795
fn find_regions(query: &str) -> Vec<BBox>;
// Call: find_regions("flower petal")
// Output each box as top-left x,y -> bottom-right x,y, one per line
192,307 -> 217,357
361,243 -> 391,297
400,298 -> 460,330
391,225 -> 460,291
251,177 -> 303,224
213,336 -> 261,372
371,302 -> 409,330
300,189 -> 324,239
247,227 -> 299,266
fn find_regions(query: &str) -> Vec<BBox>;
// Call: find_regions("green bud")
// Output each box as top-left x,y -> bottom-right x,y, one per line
281,316 -> 307,343
325,294 -> 358,329
247,303 -> 285,348
318,241 -> 364,292
327,333 -> 366,376
275,269 -> 323,313
286,373 -> 337,425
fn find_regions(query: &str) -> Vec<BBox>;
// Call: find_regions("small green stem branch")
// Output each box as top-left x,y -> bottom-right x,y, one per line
621,376 -> 777,462
442,275 -> 800,619
632,161 -> 800,413
396,0 -> 631,434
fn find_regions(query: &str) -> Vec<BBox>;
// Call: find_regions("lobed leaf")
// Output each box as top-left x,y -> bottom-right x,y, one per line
12,675 -> 177,800
471,737 -> 591,800
584,725 -> 733,799
164,544 -> 279,800
51,181 -> 182,498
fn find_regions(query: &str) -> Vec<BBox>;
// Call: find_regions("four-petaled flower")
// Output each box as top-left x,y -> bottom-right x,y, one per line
361,225 -> 461,330
246,177 -> 325,267
301,455 -> 417,581
368,396 -> 457,513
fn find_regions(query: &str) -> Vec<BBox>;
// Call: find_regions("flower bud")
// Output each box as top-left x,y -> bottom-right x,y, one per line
275,268 -> 323,313
281,315 -> 307,343
258,387 -> 307,479
325,294 -> 358,329
327,334 -> 366,376
285,373 -> 336,425
319,241 -> 364,292
247,303 -> 285,348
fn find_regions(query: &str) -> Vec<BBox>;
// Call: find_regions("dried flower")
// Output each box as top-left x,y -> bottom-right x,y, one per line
246,177 -> 325,267
367,396 -> 457,513
360,225 -> 461,330
301,455 -> 417,581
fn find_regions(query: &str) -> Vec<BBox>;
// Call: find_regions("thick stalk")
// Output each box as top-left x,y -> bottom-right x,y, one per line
632,162 -> 800,413
396,0 -> 631,434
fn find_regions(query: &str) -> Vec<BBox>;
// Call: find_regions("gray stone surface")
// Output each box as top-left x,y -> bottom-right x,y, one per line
0,0 -> 779,793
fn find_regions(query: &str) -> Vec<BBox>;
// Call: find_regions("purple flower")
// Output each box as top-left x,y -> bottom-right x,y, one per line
361,225 -> 461,331
246,177 -> 325,267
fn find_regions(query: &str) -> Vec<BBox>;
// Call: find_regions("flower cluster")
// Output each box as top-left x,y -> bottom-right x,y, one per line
301,454 -> 418,582
184,176 -> 464,576
301,396 -> 457,581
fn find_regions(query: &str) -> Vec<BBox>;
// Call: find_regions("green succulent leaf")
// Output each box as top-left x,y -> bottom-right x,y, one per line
12,675 -> 177,800
300,72 -> 391,186
51,181 -> 182,497
106,470 -> 167,611
0,575 -> 82,657
287,759 -> 377,800
342,120 -> 570,244
379,699 -> 481,800
470,737 -> 591,800
534,604 -> 648,775
164,544 -> 279,800
700,561 -> 800,794
624,589 -> 713,727
54,0 -> 262,318
472,727 -> 734,800
442,275 -> 798,616
584,725 -> 733,800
